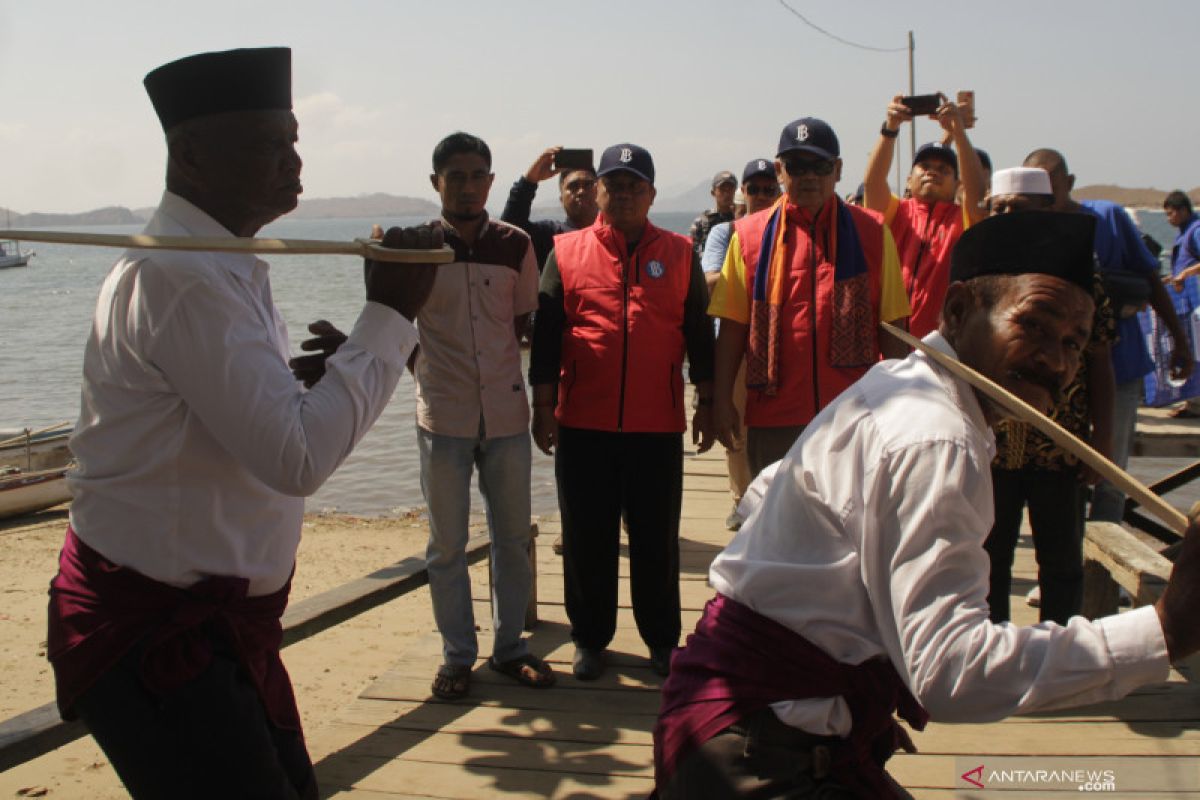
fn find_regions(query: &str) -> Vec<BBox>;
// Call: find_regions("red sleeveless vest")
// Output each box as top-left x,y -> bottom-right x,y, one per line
554,219 -> 693,433
735,200 -> 886,428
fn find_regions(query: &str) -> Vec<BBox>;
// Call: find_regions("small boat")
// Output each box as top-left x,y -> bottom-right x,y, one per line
0,423 -> 72,472
0,239 -> 32,269
0,465 -> 71,519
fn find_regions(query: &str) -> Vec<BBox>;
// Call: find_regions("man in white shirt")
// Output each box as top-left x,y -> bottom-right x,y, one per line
654,211 -> 1200,799
47,48 -> 441,800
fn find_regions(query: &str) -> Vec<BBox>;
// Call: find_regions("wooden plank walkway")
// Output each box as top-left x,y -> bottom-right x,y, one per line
306,448 -> 1200,798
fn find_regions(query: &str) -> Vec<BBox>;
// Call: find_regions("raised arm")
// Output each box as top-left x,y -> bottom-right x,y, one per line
864,95 -> 912,213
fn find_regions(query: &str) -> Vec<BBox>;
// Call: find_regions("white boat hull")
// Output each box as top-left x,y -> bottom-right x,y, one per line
0,468 -> 71,519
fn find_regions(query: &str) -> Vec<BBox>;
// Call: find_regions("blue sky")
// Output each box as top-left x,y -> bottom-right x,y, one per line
1,0 -> 1196,213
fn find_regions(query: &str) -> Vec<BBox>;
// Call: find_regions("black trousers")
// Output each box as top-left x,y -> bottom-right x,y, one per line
660,708 -> 913,799
984,466 -> 1086,625
555,425 -> 683,650
73,629 -> 317,800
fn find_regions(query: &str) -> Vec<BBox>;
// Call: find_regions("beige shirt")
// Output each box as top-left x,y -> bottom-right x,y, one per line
414,215 -> 539,439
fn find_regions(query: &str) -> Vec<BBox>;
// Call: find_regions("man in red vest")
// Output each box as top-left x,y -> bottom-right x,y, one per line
529,143 -> 715,681
863,93 -> 987,338
709,117 -> 911,479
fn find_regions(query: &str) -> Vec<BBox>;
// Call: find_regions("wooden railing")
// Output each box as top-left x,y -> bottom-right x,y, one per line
0,523 -> 539,772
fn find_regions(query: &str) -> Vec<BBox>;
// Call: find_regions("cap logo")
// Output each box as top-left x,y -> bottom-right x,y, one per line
796,124 -> 809,142
758,160 -> 768,171
620,148 -> 633,163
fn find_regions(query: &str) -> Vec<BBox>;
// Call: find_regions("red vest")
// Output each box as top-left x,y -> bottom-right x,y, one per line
888,197 -> 964,338
735,199 -> 885,428
554,219 -> 693,433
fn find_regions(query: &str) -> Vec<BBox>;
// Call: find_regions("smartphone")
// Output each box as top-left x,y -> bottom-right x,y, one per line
554,148 -> 594,172
957,90 -> 976,129
901,94 -> 941,116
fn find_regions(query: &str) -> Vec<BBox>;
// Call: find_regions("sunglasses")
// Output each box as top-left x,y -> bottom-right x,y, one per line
781,158 -> 835,177
744,185 -> 780,197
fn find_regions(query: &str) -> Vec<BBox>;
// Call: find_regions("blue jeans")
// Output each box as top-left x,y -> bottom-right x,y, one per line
1090,378 -> 1142,522
418,426 -> 532,667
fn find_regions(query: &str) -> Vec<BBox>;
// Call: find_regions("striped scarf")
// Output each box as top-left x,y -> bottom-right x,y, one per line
747,198 -> 872,394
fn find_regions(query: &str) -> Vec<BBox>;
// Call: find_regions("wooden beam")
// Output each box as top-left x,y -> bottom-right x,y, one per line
1083,521 -> 1171,606
0,525 -> 500,771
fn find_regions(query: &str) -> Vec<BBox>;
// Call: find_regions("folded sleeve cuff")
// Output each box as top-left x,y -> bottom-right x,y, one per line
348,302 -> 419,373
1098,605 -> 1171,691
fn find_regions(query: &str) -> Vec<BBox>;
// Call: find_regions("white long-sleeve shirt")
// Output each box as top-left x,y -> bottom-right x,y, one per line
68,191 -> 418,595
710,332 -> 1169,736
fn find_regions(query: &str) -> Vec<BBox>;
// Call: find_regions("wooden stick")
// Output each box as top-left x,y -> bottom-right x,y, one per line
0,230 -> 454,264
0,421 -> 71,449
882,322 -> 1189,536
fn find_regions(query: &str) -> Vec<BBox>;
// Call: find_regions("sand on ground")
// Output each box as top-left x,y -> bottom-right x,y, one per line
0,505 -> 459,799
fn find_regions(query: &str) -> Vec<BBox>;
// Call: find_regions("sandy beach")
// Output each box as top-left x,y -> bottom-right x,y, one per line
0,506 -> 454,799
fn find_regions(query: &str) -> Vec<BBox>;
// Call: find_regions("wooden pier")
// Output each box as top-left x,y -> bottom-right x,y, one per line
304,447 -> 1200,798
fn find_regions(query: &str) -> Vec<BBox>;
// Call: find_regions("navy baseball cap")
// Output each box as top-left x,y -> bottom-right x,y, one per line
777,117 -> 839,161
913,142 -> 958,175
742,158 -> 776,183
597,143 -> 655,184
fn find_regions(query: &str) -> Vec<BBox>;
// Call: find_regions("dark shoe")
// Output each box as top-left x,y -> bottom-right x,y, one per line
572,646 -> 605,680
430,663 -> 471,700
725,510 -> 743,531
650,646 -> 674,677
487,653 -> 556,688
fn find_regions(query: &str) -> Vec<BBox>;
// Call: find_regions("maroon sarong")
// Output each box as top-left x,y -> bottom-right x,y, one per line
47,527 -> 300,732
654,593 -> 928,798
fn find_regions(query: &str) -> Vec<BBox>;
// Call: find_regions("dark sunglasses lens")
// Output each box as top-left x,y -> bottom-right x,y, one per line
784,159 -> 833,177
746,186 -> 778,196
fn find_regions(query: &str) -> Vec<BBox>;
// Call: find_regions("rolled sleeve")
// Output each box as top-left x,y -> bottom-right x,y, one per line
877,226 -> 911,323
708,231 -> 750,324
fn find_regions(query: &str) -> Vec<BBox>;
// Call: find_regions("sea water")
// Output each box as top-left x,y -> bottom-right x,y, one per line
0,211 -> 697,516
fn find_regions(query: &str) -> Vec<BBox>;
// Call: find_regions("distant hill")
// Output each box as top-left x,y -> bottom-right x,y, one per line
2,193 -> 439,229
1074,185 -> 1200,209
2,205 -> 141,227
656,180 -> 713,214
287,192 -> 439,219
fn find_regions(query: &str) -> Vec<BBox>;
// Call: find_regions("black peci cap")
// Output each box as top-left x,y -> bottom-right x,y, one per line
144,47 -> 292,132
950,211 -> 1096,295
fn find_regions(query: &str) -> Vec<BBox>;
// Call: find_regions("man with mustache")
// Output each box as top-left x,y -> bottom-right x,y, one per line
1022,149 -> 1193,524
700,158 -> 780,530
47,47 -> 443,798
654,211 -> 1200,798
416,132 -> 554,700
709,117 -> 911,479
863,93 -> 987,338
981,167 -> 1116,625
501,145 -> 599,270
529,143 -> 716,680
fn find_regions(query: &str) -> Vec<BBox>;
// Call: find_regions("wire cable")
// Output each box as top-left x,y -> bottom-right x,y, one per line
775,0 -> 907,53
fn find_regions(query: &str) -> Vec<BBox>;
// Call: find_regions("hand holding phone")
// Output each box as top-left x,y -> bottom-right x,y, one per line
553,148 -> 594,173
957,90 -> 976,129
900,93 -> 941,117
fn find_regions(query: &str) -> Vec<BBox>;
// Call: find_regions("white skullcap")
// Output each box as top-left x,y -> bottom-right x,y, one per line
991,167 -> 1052,197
